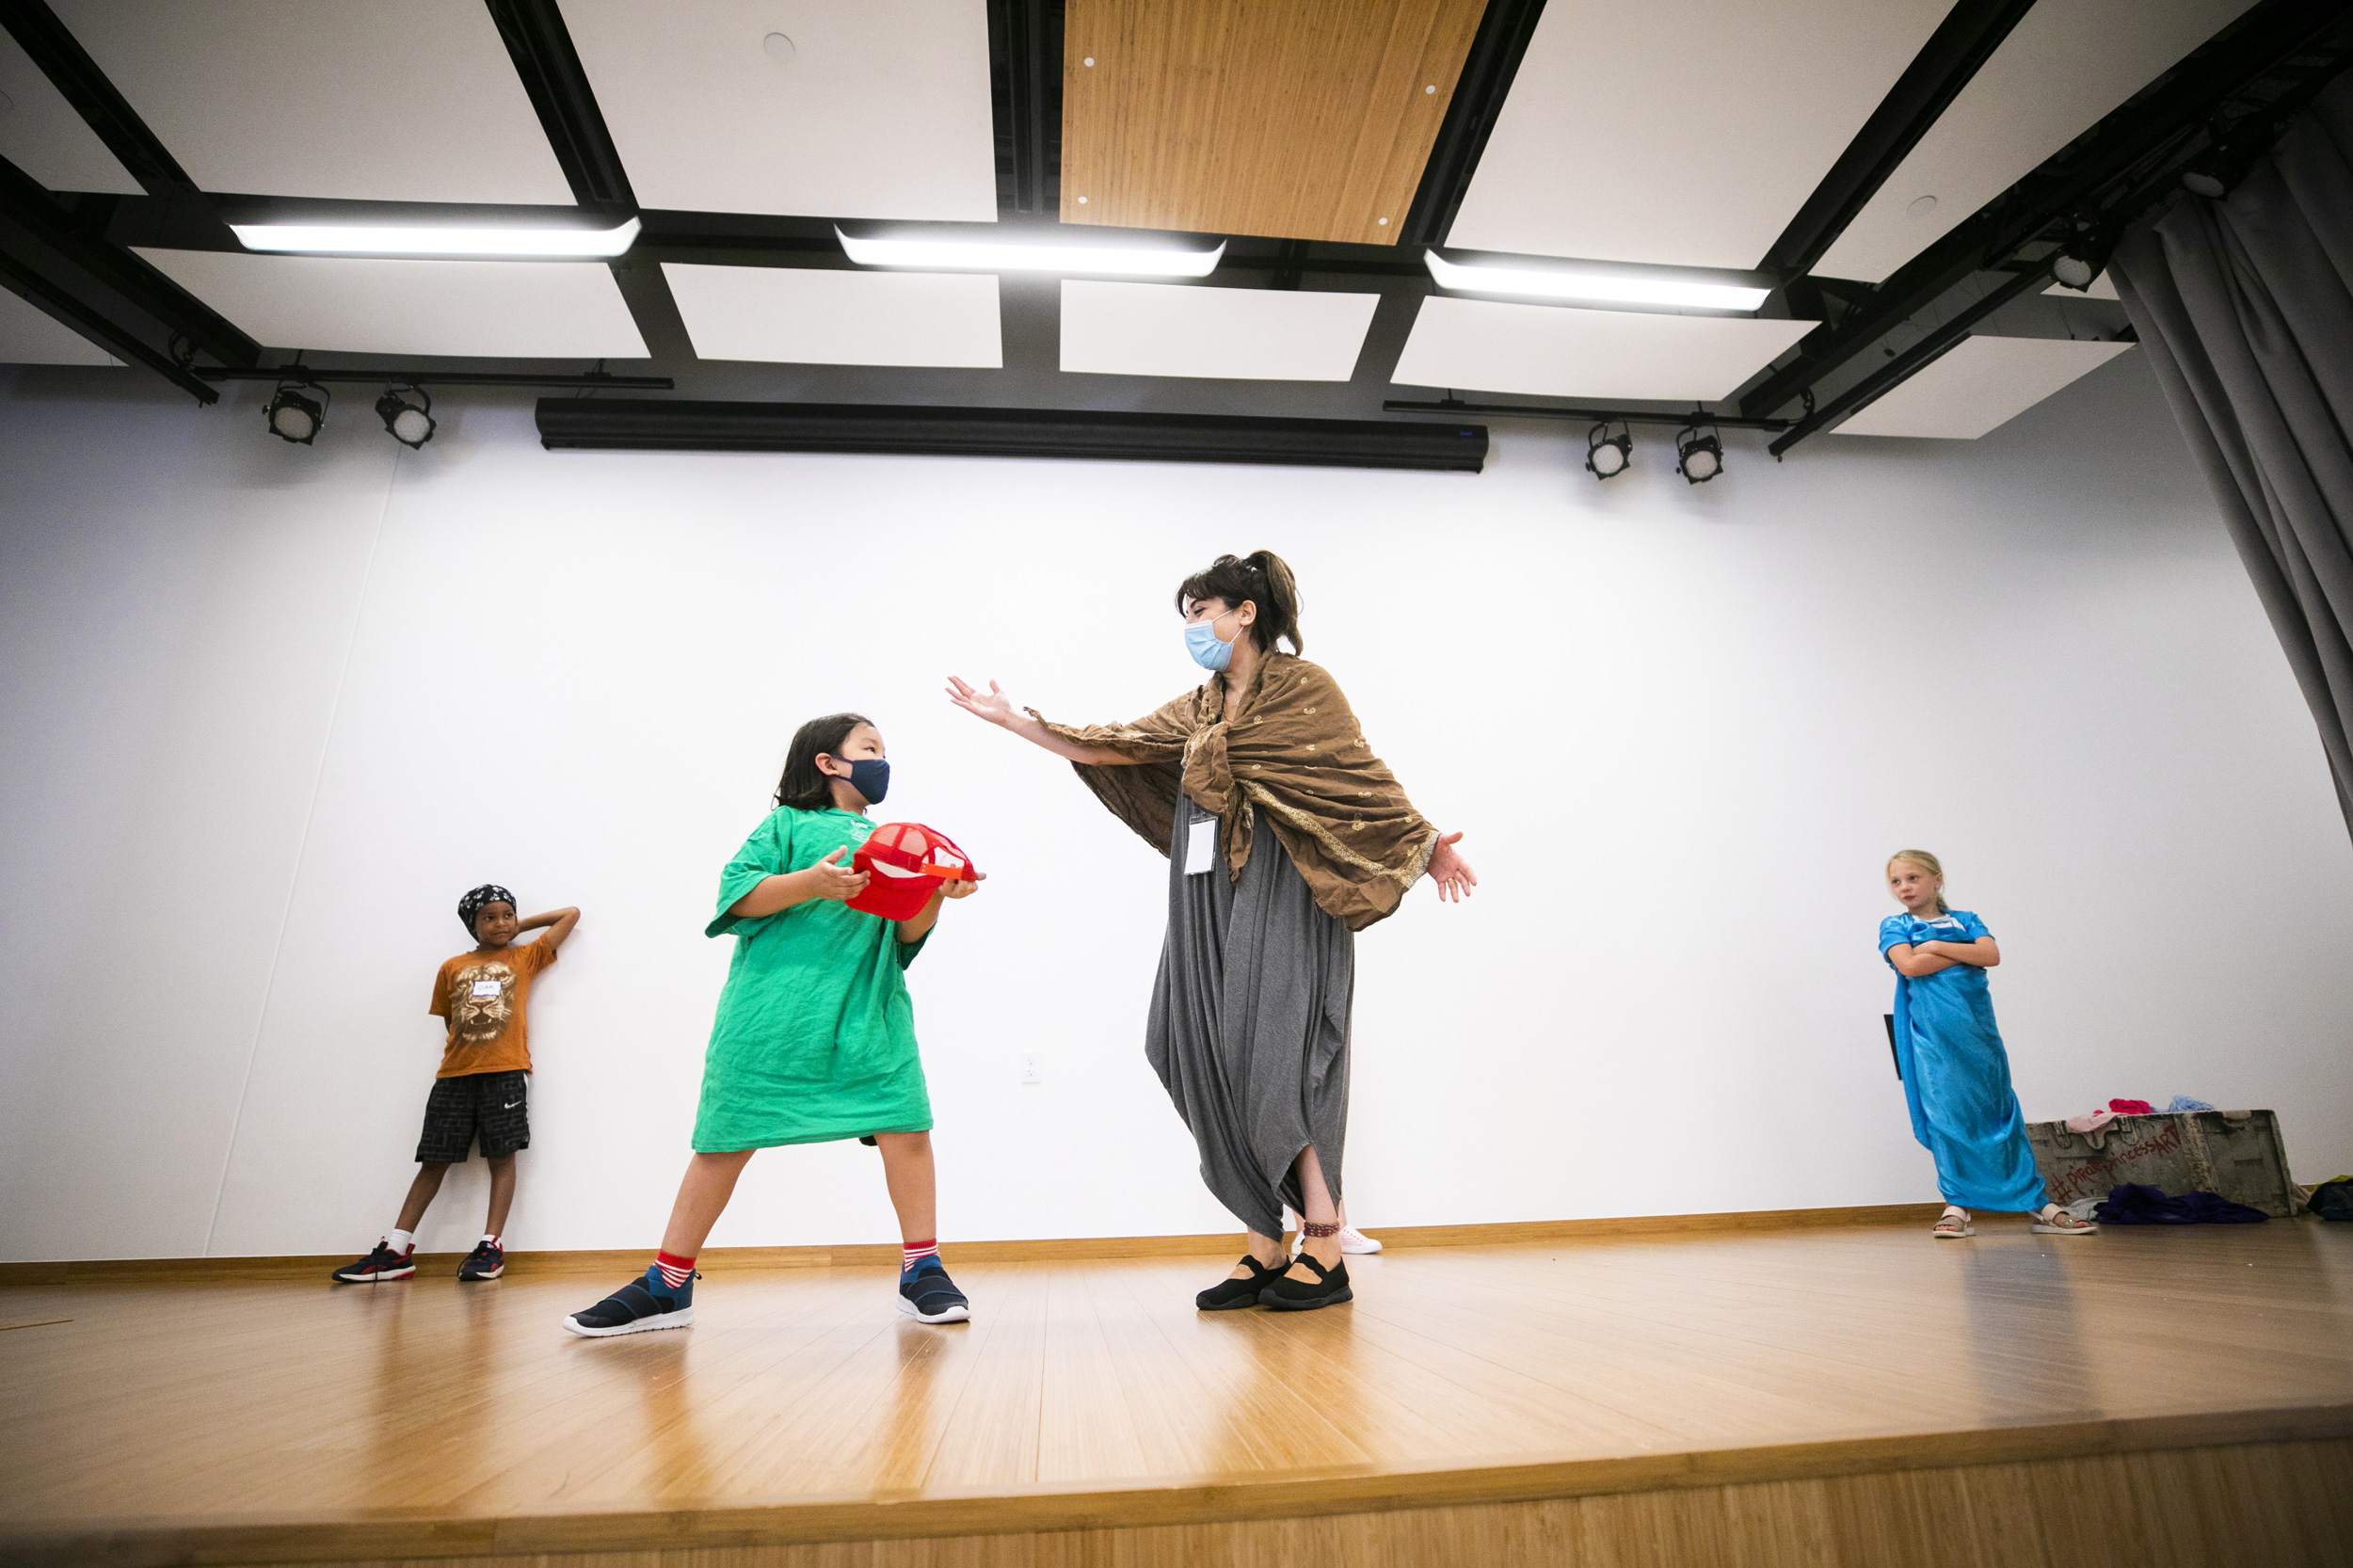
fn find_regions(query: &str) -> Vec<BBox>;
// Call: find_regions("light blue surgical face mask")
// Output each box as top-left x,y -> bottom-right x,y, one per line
1184,607 -> 1241,671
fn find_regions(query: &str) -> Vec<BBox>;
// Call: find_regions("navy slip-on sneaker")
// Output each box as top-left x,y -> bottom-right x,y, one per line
562,1265 -> 695,1337
898,1259 -> 970,1323
330,1241 -> 414,1284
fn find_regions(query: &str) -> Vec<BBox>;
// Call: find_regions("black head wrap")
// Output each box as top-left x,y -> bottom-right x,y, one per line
457,884 -> 517,936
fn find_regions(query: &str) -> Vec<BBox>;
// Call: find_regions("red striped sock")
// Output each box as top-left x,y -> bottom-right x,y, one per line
653,1250 -> 695,1289
901,1239 -> 938,1271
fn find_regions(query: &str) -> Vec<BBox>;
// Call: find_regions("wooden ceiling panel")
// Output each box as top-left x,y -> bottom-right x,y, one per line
1061,0 -> 1486,245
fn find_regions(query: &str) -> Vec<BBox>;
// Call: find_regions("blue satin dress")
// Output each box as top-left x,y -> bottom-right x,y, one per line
1880,910 -> 2048,1212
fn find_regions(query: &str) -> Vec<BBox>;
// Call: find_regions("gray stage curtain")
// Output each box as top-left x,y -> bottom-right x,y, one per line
2109,71 -> 2353,836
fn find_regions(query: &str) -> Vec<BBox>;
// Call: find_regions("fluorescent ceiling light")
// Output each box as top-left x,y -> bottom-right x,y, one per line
1425,249 -> 1769,312
230,216 -> 641,259
838,225 -> 1223,278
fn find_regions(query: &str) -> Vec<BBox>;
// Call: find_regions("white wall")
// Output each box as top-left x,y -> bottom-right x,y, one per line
5,355 -> 2349,1263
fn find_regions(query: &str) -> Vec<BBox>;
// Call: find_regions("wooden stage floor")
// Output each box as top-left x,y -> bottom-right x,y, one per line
5,1218 -> 2351,1566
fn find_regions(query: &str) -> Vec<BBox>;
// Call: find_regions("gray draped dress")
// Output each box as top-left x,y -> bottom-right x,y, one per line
1146,794 -> 1355,1240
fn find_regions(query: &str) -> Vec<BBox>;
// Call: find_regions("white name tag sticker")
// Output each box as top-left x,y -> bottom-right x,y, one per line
1184,817 -> 1218,876
471,979 -> 503,999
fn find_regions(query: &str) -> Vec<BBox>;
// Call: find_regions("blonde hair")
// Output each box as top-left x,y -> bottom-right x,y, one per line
1887,849 -> 1949,913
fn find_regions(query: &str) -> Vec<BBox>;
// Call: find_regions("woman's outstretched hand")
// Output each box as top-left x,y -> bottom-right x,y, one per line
946,676 -> 1016,727
1426,832 -> 1478,903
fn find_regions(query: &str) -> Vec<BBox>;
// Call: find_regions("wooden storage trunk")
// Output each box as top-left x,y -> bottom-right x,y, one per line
2025,1110 -> 2296,1217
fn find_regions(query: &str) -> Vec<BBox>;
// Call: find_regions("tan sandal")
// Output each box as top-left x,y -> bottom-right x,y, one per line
1932,1207 -> 1975,1239
2032,1207 -> 2098,1235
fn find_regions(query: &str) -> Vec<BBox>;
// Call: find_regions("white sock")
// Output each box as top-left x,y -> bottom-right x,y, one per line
480,1233 -> 501,1247
387,1228 -> 416,1255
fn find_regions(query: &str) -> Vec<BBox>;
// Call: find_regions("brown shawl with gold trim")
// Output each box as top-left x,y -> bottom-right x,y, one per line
1035,653 -> 1437,932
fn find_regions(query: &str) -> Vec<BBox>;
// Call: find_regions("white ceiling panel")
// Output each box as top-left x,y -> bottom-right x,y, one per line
0,30 -> 142,192
1392,298 -> 1812,402
664,264 -> 1000,366
1061,281 -> 1377,381
133,250 -> 646,359
49,0 -> 573,202
0,289 -> 121,364
1449,0 -> 1948,269
1814,0 -> 2256,282
1833,335 -> 2134,438
560,1 -> 996,220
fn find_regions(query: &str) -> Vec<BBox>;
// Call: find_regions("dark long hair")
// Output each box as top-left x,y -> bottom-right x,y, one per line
773,712 -> 872,811
1174,550 -> 1303,655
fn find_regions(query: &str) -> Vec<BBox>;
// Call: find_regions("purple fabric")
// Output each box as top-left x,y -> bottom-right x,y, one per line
2092,1183 -> 2268,1225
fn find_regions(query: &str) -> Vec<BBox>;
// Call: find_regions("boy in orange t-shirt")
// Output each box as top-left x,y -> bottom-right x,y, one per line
331,885 -> 580,1285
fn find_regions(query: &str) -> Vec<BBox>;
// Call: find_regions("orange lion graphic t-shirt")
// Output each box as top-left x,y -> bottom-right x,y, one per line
429,939 -> 558,1078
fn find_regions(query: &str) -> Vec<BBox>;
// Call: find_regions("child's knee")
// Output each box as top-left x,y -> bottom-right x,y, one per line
873,1130 -> 931,1155
487,1155 -> 516,1172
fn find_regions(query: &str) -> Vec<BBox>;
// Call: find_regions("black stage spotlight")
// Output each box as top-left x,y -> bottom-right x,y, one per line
2180,119 -> 2269,200
2180,157 -> 2233,199
1674,422 -> 1723,485
2050,217 -> 2117,292
1585,420 -> 1631,480
2052,251 -> 2098,290
264,380 -> 328,444
375,384 -> 436,448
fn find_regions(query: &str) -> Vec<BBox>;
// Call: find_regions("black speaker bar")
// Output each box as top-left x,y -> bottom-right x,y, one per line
535,400 -> 1489,472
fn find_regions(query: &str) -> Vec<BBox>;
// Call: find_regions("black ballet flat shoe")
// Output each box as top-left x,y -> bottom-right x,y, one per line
1196,1254 -> 1283,1311
1258,1253 -> 1352,1312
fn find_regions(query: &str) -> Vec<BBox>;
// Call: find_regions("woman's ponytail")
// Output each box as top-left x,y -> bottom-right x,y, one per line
1245,550 -> 1303,655
1175,549 -> 1304,655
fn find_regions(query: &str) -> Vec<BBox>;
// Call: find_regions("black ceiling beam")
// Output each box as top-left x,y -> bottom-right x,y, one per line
1741,0 -> 2352,420
197,366 -> 673,390
484,0 -> 633,211
0,0 -> 194,196
1397,0 -> 1545,248
537,399 -> 1491,472
1766,257 -> 2057,456
987,0 -> 1063,216
1756,0 -> 2038,279
1385,398 -> 1792,431
0,154 -> 257,398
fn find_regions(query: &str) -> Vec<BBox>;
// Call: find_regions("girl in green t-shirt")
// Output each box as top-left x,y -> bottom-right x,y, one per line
563,712 -> 984,1338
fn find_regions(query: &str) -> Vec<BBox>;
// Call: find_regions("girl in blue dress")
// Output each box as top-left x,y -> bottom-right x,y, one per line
1881,851 -> 2097,1240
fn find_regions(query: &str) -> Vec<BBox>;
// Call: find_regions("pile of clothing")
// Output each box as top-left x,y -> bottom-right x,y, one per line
2307,1176 -> 2353,1222
2062,1096 -> 2214,1133
2092,1183 -> 2268,1224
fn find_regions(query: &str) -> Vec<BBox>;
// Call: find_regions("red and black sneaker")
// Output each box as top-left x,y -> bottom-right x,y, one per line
330,1240 -> 415,1284
459,1238 -> 504,1281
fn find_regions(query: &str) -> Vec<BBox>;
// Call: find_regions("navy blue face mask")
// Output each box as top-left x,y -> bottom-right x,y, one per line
840,757 -> 889,807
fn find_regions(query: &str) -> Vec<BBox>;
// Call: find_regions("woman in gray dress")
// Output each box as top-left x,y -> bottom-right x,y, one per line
948,551 -> 1475,1310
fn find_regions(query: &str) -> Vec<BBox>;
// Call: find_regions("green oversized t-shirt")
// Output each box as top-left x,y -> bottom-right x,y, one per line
693,807 -> 933,1152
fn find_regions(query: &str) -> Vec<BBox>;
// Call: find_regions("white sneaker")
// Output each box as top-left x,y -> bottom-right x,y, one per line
1289,1224 -> 1385,1256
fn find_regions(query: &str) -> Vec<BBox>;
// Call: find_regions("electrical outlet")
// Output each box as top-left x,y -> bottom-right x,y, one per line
1020,1051 -> 1045,1086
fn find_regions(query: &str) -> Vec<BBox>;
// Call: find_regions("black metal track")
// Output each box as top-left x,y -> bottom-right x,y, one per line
537,399 -> 1490,472
483,0 -> 634,210
0,154 -> 258,398
1742,0 -> 2352,420
1385,399 -> 1791,431
199,366 -> 673,390
1397,0 -> 1545,248
0,0 -> 194,195
1756,0 -> 2038,278
987,0 -> 1063,215
1766,259 -> 2057,456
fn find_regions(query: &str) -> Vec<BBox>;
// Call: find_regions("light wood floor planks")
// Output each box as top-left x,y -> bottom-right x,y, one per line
4,1219 -> 2350,1564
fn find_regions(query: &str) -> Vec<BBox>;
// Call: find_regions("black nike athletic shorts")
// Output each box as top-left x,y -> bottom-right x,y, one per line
416,1069 -> 530,1162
